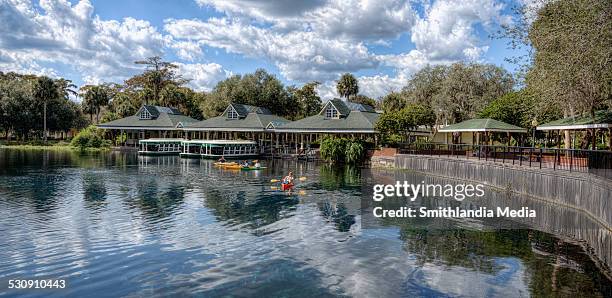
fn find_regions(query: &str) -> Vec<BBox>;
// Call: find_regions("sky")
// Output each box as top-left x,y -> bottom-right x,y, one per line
0,0 -> 528,100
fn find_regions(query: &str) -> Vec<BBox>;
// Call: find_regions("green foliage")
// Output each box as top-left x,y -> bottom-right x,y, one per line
376,103 -> 435,136
0,72 -> 87,140
290,81 -> 323,120
70,125 -> 110,150
345,141 -> 365,164
402,63 -> 514,124
527,0 -> 611,116
350,94 -> 376,108
320,137 -> 348,163
201,69 -> 297,119
336,73 -> 359,100
80,84 -> 110,123
380,92 -> 406,112
320,137 -> 366,165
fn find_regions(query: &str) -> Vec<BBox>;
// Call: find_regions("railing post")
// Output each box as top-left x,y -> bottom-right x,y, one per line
554,149 -> 558,170
529,148 -> 532,167
539,148 -> 543,169
570,150 -> 573,172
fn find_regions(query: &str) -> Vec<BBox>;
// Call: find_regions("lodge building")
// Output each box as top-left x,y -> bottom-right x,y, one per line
97,99 -> 383,156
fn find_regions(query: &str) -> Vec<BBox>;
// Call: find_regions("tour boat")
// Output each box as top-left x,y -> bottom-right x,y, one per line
180,140 -> 259,159
138,138 -> 184,155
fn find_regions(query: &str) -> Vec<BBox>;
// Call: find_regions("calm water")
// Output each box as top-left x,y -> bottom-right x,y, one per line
0,149 -> 610,297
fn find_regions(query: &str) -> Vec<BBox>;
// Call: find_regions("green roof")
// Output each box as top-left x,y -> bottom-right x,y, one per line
227,103 -> 271,117
438,118 -> 527,133
537,110 -> 612,130
184,113 -> 289,131
275,111 -> 380,132
97,107 -> 199,130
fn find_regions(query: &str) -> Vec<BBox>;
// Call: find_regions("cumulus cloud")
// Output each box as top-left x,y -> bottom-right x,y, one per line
410,0 -> 509,61
165,18 -> 378,81
197,0 -> 416,41
196,0 -> 326,20
0,0 -> 165,83
176,62 -> 231,92
0,0 -> 515,99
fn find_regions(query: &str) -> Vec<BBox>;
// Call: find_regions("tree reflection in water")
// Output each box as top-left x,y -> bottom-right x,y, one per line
399,227 -> 612,296
318,201 -> 355,232
203,188 -> 299,232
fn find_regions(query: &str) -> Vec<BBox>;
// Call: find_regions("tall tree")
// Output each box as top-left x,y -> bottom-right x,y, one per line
336,73 -> 359,100
130,56 -> 187,105
380,92 -> 406,112
80,85 -> 110,123
527,0 -> 611,121
402,63 -> 514,125
201,69 -> 296,119
34,76 -> 59,143
350,94 -> 376,108
290,81 -> 323,119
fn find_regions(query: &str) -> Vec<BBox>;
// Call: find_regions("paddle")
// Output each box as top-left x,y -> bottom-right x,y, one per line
270,177 -> 307,183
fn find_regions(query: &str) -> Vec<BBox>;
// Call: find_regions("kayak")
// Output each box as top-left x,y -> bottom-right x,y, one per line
240,166 -> 267,171
222,164 -> 244,170
281,183 -> 294,191
214,162 -> 238,167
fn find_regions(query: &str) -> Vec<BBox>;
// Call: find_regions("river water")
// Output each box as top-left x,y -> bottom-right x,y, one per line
0,149 -> 610,297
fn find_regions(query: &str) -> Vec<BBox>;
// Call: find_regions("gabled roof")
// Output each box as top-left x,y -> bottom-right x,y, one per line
537,110 -> 612,130
225,103 -> 271,118
184,112 -> 290,131
276,110 -> 380,133
97,105 -> 199,130
140,105 -> 182,118
438,118 -> 527,133
266,120 -> 290,129
321,99 -> 376,117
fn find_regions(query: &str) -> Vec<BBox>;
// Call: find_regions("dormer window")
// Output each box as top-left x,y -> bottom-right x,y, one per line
325,106 -> 338,119
227,108 -> 238,119
140,109 -> 151,120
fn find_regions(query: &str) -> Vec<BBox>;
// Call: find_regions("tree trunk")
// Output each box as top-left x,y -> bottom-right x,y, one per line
43,101 -> 47,144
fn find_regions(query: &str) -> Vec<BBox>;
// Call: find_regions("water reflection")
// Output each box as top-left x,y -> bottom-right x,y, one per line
0,148 -> 609,297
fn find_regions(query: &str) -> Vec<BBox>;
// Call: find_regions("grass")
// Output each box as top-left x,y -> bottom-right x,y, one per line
0,141 -> 110,152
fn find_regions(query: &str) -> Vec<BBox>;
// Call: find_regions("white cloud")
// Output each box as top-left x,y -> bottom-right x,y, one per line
410,0 -> 509,61
0,0 -> 515,100
357,74 -> 407,99
164,18 -> 379,81
176,62 -> 231,92
0,0 -> 165,83
197,0 -> 417,41
196,0 -> 326,20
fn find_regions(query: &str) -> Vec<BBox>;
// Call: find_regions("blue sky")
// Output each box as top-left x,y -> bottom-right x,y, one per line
0,0 -> 526,99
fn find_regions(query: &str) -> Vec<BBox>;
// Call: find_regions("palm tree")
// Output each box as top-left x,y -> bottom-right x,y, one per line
55,78 -> 78,100
336,73 -> 359,100
81,85 -> 110,123
34,76 -> 59,143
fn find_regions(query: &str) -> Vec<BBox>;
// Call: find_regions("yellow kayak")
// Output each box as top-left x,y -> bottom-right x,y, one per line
214,162 -> 238,167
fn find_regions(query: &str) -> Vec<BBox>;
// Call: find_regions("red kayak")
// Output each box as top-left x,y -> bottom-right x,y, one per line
281,183 -> 294,191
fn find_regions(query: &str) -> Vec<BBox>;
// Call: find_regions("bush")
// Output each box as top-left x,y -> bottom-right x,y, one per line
320,137 -> 366,165
345,141 -> 364,164
70,125 -> 110,150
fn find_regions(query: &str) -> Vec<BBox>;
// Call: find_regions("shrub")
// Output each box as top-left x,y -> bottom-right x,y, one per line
320,137 -> 366,165
70,125 -> 110,150
345,141 -> 365,164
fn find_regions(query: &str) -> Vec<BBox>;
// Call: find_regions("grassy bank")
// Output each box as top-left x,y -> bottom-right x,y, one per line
0,142 -> 110,152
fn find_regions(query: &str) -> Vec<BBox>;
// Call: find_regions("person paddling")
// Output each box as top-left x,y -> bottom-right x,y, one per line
280,172 -> 294,192
218,156 -> 226,163
283,172 -> 295,184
